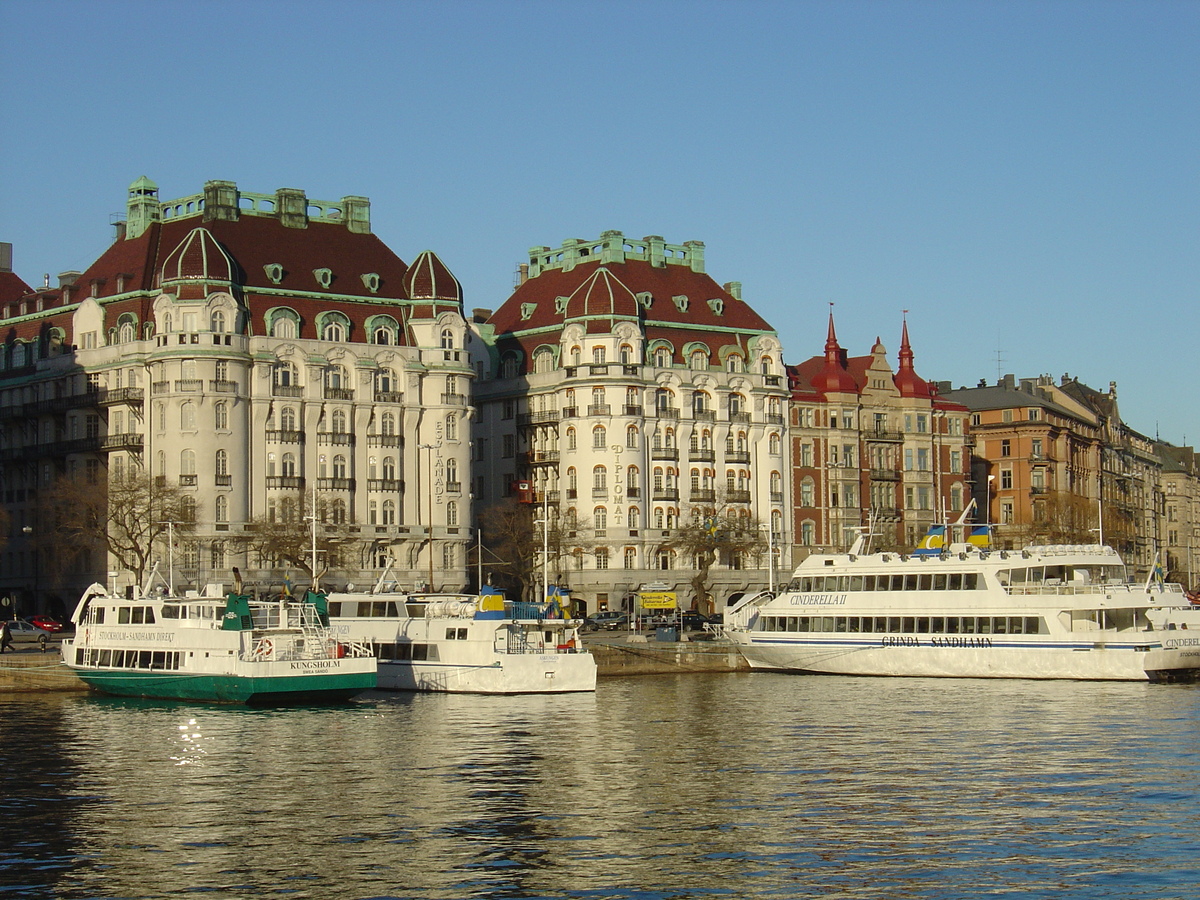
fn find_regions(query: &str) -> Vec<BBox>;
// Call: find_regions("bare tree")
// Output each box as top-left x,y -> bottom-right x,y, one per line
44,471 -> 195,587
239,491 -> 361,588
1028,492 -> 1099,545
478,497 -> 587,602
665,500 -> 767,615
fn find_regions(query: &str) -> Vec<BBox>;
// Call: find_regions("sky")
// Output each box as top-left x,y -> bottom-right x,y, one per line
2,0 -> 1197,446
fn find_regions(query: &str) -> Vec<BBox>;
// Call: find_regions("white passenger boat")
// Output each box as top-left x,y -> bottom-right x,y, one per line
327,584 -> 597,694
61,576 -> 377,704
724,523 -> 1200,683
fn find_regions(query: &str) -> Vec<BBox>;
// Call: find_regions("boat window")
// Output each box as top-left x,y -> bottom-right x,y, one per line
445,628 -> 457,640
94,608 -> 105,624
387,602 -> 401,617
933,574 -> 947,590
916,617 -> 930,634
118,608 -> 130,624
327,601 -> 343,616
874,617 -> 887,633
961,617 -> 976,634
887,617 -> 901,633
946,617 -> 960,634
948,574 -> 962,591
1009,617 -> 1023,634
98,650 -> 112,667
787,617 -> 800,632
992,617 -> 1007,634
918,574 -> 933,591
891,575 -> 906,591
412,644 -> 428,660
898,616 -> 912,632
848,617 -> 860,633
964,573 -> 979,590
903,575 -> 917,591
849,576 -> 864,591
370,601 -> 391,617
406,604 -> 425,617
162,605 -> 180,619
821,616 -> 834,632
931,617 -> 945,633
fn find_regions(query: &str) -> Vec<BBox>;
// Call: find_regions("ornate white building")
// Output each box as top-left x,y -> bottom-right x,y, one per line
469,231 -> 790,612
0,178 -> 472,607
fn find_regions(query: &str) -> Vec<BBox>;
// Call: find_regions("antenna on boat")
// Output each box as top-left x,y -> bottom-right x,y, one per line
232,567 -> 243,595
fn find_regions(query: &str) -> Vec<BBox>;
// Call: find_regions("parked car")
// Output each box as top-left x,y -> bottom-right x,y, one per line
29,615 -> 64,633
679,610 -> 708,631
4,619 -> 51,651
585,611 -> 630,632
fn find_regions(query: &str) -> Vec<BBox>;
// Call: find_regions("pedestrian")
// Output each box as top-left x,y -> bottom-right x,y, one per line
0,619 -> 12,654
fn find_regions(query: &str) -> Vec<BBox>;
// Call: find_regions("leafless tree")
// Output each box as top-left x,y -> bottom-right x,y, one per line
664,497 -> 766,615
478,497 -> 588,602
239,491 -> 361,588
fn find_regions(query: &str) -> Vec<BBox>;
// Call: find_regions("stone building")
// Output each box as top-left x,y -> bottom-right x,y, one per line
0,178 -> 472,610
1157,443 -> 1200,590
787,314 -> 972,554
469,231 -> 790,613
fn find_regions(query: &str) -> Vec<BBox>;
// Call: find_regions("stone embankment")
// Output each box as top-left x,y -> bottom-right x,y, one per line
583,633 -> 749,676
0,650 -> 87,693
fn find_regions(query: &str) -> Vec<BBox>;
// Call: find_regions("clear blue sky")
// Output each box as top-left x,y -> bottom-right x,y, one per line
2,0 -> 1197,445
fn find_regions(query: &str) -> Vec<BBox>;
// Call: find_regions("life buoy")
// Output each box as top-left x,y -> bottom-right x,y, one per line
259,638 -> 274,656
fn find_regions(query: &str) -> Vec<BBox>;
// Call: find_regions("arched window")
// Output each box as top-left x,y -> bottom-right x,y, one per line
690,349 -> 708,370
380,412 -> 396,435
500,353 -> 520,379
761,356 -> 773,376
533,348 -> 555,373
593,466 -> 607,491
566,427 -> 577,451
282,452 -> 297,476
331,498 -> 347,524
320,313 -> 349,342
215,450 -> 228,476
215,494 -> 228,524
331,410 -> 348,433
619,344 -> 634,364
567,468 -> 577,494
726,354 -> 743,373
180,402 -> 196,430
628,507 -> 640,530
446,414 -> 457,441
654,507 -> 664,529
626,425 -> 639,449
211,310 -> 227,333
382,500 -> 396,525
441,328 -> 455,350
270,310 -> 299,339
592,346 -> 606,365
447,501 -> 458,527
690,468 -> 700,490
180,449 -> 196,475
280,407 -> 296,430
801,520 -> 815,546
769,433 -> 780,455
214,401 -> 228,430
274,362 -> 298,388
446,458 -> 458,486
325,365 -> 348,390
592,425 -> 607,449
375,368 -> 398,395
653,468 -> 664,491
118,316 -> 137,343
654,347 -> 671,367
800,478 -> 815,507
267,452 -> 277,476
770,471 -> 781,494
382,456 -> 396,480
594,507 -> 607,530
570,346 -> 581,366
180,497 -> 197,524
333,455 -> 347,478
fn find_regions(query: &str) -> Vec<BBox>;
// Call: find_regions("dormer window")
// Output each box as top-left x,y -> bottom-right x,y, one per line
264,263 -> 284,284
361,273 -> 380,293
707,298 -> 724,315
520,302 -> 537,320
672,295 -> 689,313
313,268 -> 333,289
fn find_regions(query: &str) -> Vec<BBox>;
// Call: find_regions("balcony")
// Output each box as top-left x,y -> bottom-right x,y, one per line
692,409 -> 716,423
655,406 -> 680,419
272,384 -> 303,398
622,365 -> 641,376
727,490 -> 752,504
100,433 -> 144,451
592,488 -> 609,499
446,481 -> 463,493
725,450 -> 751,464
517,410 -> 560,426
209,380 -> 239,393
764,375 -> 782,386
770,491 -> 784,503
867,428 -> 903,442
561,406 -> 579,418
367,434 -> 403,448
374,391 -> 403,403
317,432 -> 355,446
316,478 -> 355,491
623,405 -> 642,416
765,413 -> 784,425
626,486 -> 641,498
652,488 -> 680,501
587,404 -> 612,416
266,475 -> 305,489
520,450 -> 560,465
690,489 -> 716,503
215,474 -> 232,486
175,379 -> 203,392
728,411 -> 751,424
180,474 -> 198,486
564,366 -> 577,377
651,447 -> 679,461
97,388 -> 145,406
265,429 -> 305,443
441,392 -> 467,405
589,364 -> 610,375
325,387 -> 354,401
367,479 -> 404,492
688,449 -> 716,463
870,468 -> 901,481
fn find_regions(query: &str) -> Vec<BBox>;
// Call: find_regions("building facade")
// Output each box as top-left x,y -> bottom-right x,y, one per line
0,178 -> 472,612
469,231 -> 790,612
787,315 -> 972,554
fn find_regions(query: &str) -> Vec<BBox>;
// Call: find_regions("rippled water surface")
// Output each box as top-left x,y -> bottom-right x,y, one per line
3,674 -> 1199,899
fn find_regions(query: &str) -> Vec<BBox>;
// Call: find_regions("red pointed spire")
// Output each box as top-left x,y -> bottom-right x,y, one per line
813,306 -> 858,394
893,312 -> 931,398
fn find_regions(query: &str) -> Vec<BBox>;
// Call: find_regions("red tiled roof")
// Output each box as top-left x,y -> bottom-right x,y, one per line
403,250 -> 462,303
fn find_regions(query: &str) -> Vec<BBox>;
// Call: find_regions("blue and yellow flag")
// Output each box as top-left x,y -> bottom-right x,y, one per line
968,526 -> 992,549
913,525 -> 946,556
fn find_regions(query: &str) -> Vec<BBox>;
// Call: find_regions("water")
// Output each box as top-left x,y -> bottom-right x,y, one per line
3,674 -> 1199,899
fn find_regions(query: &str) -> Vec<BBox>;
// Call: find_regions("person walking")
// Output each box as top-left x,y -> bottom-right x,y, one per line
0,619 -> 13,653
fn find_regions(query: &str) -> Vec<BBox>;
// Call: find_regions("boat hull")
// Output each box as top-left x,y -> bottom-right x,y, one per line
729,634 -> 1170,681
376,653 -> 597,694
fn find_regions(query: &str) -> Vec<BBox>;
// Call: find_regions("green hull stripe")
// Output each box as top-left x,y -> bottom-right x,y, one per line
70,668 -> 376,704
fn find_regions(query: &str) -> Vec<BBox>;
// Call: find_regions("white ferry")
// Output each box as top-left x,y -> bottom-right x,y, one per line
724,524 -> 1199,683
62,577 -> 377,704
327,584 -> 597,694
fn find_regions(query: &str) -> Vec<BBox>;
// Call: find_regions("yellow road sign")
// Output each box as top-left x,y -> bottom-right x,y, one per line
639,591 -> 677,609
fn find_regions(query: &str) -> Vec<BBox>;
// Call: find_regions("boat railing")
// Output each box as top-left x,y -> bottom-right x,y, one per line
1004,583 -> 1186,598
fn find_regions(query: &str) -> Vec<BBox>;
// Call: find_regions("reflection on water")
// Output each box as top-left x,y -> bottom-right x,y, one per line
2,675 -> 1199,899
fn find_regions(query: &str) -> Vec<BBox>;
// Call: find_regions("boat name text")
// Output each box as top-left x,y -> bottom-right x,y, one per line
880,636 -> 994,648
789,594 -> 848,607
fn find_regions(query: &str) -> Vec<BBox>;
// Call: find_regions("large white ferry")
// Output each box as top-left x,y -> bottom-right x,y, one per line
724,524 -> 1200,683
326,584 -> 597,694
62,578 -> 377,704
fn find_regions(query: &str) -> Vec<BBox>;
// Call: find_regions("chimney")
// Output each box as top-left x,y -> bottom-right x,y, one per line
472,308 -> 493,323
58,271 -> 81,287
0,242 -> 11,273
